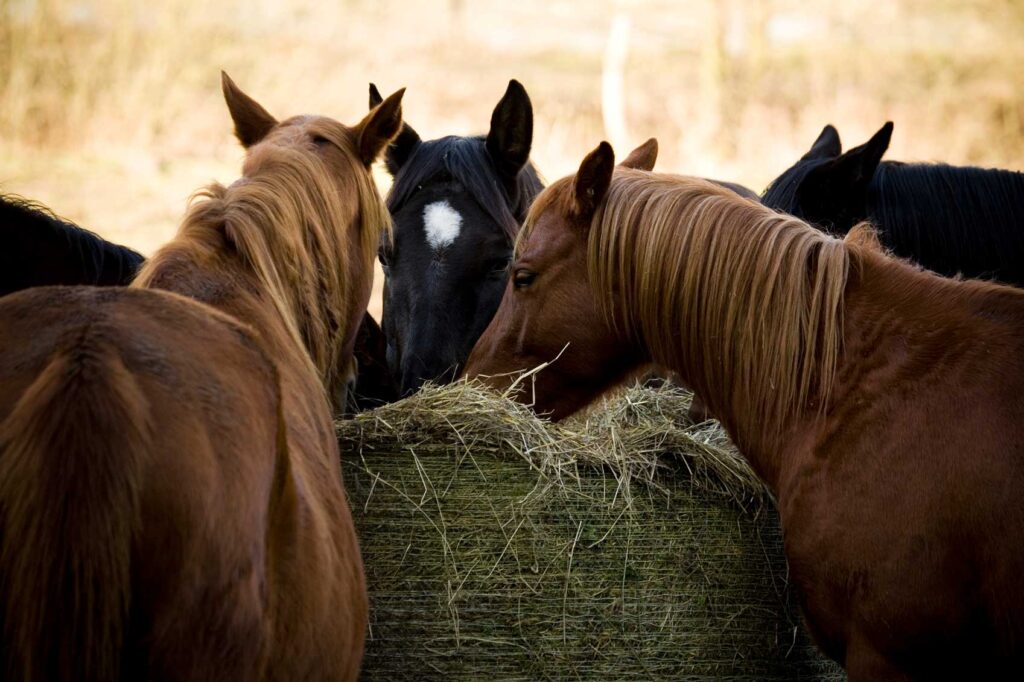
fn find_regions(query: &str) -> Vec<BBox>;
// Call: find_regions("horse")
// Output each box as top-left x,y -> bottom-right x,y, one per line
762,122 -> 1024,286
1,192 -> 392,415
369,77 -> 756,406
344,312 -> 398,413
370,79 -> 544,395
464,140 -> 1024,680
1,194 -> 144,295
0,72 -> 403,681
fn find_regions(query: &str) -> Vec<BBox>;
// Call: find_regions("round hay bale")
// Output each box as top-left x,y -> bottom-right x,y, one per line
337,382 -> 844,681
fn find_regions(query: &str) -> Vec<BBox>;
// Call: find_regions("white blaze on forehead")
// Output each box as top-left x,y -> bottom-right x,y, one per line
423,200 -> 462,250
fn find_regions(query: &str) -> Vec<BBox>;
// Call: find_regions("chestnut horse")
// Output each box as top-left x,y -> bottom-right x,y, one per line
0,73 -> 403,680
465,141 -> 1024,679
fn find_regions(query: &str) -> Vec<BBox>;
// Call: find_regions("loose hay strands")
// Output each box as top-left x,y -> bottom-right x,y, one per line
339,380 -> 767,510
337,381 -> 843,681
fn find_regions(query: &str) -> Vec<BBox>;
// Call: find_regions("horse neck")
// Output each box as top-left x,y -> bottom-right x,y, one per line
86,238 -> 144,286
837,247 -> 1024,400
670,356 -> 804,492
658,243 -> 860,490
628,211 -> 848,490
139,240 -> 339,400
4,210 -> 92,291
760,248 -> 1024,494
867,163 -> 1024,282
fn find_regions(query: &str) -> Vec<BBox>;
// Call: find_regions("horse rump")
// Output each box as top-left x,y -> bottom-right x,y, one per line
0,324 -> 149,682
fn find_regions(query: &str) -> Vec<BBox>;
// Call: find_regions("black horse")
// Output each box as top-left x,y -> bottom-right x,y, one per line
371,80 -> 544,395
1,194 -> 144,295
762,122 -> 1024,286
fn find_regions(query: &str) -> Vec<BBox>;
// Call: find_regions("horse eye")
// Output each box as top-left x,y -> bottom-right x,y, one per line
513,268 -> 536,290
311,134 -> 330,147
378,243 -> 394,267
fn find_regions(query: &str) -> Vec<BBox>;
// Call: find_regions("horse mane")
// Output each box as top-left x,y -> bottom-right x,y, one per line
759,157 -> 816,217
0,193 -> 145,289
386,135 -> 543,242
526,171 -> 856,444
870,162 -> 1024,282
134,119 -> 389,391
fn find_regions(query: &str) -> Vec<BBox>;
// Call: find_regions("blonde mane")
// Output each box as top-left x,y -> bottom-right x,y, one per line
134,119 -> 389,393
583,171 -> 852,442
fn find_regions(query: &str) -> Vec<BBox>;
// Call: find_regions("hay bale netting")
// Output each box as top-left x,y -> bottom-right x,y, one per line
337,382 -> 844,681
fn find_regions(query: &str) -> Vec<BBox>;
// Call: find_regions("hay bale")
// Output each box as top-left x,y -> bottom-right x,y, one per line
337,382 -> 844,680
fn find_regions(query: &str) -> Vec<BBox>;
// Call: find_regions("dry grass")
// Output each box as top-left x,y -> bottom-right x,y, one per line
335,381 -> 844,679
341,379 -> 766,508
2,0 -> 1022,318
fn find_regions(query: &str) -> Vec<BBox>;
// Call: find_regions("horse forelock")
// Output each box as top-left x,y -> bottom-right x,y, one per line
586,171 -> 853,444
135,122 -> 388,393
388,136 -> 543,244
515,175 -> 575,257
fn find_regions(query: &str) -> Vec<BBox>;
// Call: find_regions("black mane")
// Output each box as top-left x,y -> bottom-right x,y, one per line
762,156 -> 1024,285
761,157 -> 817,217
869,162 -> 1024,283
1,193 -> 145,296
385,135 -> 543,242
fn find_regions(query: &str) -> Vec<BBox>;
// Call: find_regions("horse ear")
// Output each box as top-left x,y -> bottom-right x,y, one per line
619,138 -> 658,171
802,124 -> 842,161
796,122 -> 892,231
486,79 -> 533,181
369,82 -> 421,176
221,71 -> 278,148
815,121 -> 892,188
573,142 -> 615,221
368,82 -> 383,109
845,121 -> 893,170
355,87 -> 406,168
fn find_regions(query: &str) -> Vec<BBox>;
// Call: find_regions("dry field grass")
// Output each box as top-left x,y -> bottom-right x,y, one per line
2,0 -> 1023,317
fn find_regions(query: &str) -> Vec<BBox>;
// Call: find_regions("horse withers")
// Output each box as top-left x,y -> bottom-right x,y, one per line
0,73 -> 403,680
762,121 -> 1024,286
464,140 -> 1024,679
372,79 -> 543,395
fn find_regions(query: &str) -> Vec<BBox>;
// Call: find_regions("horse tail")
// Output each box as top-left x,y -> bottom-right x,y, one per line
0,341 -> 149,682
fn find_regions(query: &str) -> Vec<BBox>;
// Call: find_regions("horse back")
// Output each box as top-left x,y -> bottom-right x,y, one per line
0,285 -> 285,680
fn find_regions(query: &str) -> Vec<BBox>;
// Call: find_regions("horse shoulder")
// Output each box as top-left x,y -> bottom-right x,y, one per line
778,262 -> 1024,673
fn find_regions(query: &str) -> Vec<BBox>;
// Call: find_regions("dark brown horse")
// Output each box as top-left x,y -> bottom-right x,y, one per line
464,141 -> 1024,680
0,73 -> 403,681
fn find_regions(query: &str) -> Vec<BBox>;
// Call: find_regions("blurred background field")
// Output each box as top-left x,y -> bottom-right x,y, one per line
2,0 -> 1023,318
